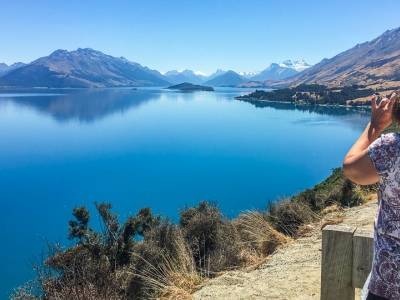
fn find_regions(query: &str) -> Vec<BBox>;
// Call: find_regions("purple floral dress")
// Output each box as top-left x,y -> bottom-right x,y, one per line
367,132 -> 400,299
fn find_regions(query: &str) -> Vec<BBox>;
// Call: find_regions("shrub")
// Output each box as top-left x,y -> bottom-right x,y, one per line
295,168 -> 377,210
268,198 -> 316,237
206,221 -> 244,272
128,220 -> 182,298
11,241 -> 123,300
179,201 -> 222,267
11,203 -> 163,300
179,201 -> 244,273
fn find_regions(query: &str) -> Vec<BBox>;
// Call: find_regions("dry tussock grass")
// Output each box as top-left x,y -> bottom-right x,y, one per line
135,235 -> 206,300
236,211 -> 292,257
320,215 -> 346,229
319,203 -> 346,230
320,204 -> 341,216
238,248 -> 263,266
296,223 -> 318,238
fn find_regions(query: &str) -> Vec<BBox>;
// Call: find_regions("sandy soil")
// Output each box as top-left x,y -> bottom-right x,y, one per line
192,199 -> 378,300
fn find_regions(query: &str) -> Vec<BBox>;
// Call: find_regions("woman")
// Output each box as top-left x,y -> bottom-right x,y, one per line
343,91 -> 399,300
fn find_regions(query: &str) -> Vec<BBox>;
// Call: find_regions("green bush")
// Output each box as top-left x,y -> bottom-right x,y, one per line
179,201 -> 222,265
179,201 -> 243,273
267,198 -> 315,237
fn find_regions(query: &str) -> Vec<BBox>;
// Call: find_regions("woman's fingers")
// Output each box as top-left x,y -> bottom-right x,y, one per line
372,94 -> 377,110
379,98 -> 390,108
380,92 -> 397,109
389,92 -> 397,106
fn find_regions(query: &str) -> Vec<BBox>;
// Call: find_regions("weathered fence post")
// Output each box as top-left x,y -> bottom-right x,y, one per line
352,228 -> 374,288
321,225 -> 356,300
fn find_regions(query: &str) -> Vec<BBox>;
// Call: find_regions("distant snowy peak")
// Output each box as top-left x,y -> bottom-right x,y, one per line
238,60 -> 311,80
248,60 -> 312,82
239,71 -> 261,79
279,60 -> 311,72
194,71 -> 207,76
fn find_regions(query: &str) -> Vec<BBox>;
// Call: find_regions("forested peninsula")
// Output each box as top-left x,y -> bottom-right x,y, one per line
235,84 -> 395,106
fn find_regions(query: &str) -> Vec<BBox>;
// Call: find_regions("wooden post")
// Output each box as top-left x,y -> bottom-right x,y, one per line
321,225 -> 356,300
352,228 -> 374,288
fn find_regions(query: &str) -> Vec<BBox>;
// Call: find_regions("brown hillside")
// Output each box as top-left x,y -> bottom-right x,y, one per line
267,27 -> 400,89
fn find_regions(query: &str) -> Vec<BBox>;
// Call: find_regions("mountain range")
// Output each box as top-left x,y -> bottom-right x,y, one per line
164,61 -> 311,85
0,48 -> 170,88
1,26 -> 400,89
164,69 -> 207,85
0,50 -> 310,88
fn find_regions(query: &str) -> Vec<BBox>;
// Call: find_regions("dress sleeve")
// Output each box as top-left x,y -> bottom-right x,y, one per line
367,133 -> 396,177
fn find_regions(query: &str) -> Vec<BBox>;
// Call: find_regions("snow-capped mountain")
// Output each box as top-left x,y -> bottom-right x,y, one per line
194,71 -> 207,76
248,60 -> 311,81
250,63 -> 297,81
238,71 -> 261,79
279,60 -> 311,72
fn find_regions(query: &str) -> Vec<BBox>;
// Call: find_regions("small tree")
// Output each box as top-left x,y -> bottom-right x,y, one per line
68,205 -> 92,243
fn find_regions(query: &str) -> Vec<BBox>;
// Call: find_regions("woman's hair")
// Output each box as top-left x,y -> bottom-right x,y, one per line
391,90 -> 400,125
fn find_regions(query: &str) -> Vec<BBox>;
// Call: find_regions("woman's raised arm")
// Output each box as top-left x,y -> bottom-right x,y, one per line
342,93 -> 396,185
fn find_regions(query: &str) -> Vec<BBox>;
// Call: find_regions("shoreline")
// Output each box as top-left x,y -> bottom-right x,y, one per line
235,97 -> 373,109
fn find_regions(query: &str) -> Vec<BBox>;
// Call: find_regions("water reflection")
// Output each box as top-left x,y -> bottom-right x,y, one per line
1,88 -> 371,126
237,99 -> 371,129
237,99 -> 371,115
0,88 -> 162,123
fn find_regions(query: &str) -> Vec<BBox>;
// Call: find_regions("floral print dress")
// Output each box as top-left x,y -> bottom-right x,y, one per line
367,132 -> 400,299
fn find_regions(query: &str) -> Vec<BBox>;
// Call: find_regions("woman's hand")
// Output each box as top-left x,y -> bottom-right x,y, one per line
370,92 -> 396,134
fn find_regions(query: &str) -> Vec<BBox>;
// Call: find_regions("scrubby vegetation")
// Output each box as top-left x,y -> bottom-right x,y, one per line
12,168 -> 377,300
235,84 -> 386,106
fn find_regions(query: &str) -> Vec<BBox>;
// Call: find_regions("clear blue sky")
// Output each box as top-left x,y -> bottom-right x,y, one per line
1,0 -> 400,75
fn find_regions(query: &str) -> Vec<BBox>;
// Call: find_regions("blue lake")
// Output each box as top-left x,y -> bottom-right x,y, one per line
0,87 -> 370,297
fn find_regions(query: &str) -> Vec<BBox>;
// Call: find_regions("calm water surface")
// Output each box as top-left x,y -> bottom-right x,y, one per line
0,87 -> 370,297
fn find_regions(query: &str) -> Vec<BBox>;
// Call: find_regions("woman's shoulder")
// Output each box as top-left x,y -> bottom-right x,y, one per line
368,132 -> 400,156
380,132 -> 400,144
368,132 -> 400,175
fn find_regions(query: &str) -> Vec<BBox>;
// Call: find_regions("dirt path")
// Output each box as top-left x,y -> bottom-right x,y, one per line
192,199 -> 378,300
